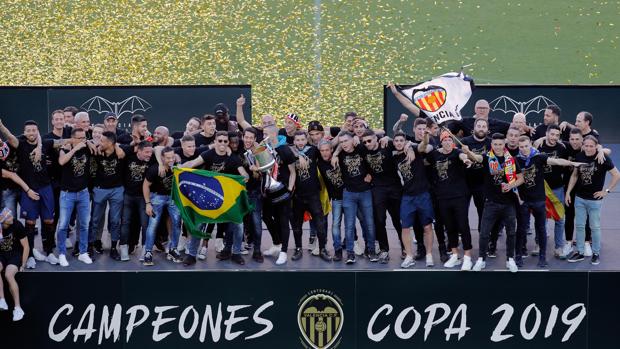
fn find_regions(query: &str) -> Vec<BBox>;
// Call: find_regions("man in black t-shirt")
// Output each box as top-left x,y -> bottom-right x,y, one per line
0,208 -> 28,321
117,115 -> 150,145
460,117 -> 491,228
290,131 -> 331,262
143,147 -> 182,266
120,141 -> 154,260
565,136 -> 620,265
463,133 -> 524,272
515,136 -> 581,268
533,105 -> 561,141
2,120 -> 57,268
333,131 -> 377,264
559,111 -> 600,142
317,140 -> 346,261
240,127 -> 265,263
179,131 -> 250,266
55,128 -> 93,266
90,131 -> 126,261
193,115 -> 217,147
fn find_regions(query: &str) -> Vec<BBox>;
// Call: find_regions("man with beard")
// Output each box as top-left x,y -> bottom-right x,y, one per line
214,103 -> 239,132
308,121 -> 325,146
279,113 -> 300,145
120,141 -> 154,260
118,114 -> 149,145
91,131 -> 126,260
463,133 -> 524,273
317,140 -> 346,261
55,128 -> 92,266
103,113 -> 127,139
533,105 -> 561,140
152,126 -> 175,147
2,120 -> 56,268
179,131 -> 249,266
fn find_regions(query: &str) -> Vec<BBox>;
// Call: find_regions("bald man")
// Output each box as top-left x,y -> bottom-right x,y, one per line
457,99 -> 512,137
152,126 -> 174,147
559,111 -> 600,142
512,113 -> 528,135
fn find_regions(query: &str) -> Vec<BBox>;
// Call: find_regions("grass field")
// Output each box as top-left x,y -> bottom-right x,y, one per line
1,0 -> 618,127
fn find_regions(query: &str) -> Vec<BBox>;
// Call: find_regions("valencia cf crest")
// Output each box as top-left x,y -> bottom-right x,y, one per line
413,86 -> 447,112
297,290 -> 344,349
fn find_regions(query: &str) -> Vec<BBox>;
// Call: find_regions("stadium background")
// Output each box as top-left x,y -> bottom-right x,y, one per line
1,0 -> 619,128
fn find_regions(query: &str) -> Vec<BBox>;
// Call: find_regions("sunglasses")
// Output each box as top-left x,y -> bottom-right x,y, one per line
363,139 -> 373,144
217,139 -> 229,144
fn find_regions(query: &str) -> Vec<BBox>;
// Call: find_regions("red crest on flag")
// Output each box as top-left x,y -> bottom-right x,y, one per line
413,87 -> 447,112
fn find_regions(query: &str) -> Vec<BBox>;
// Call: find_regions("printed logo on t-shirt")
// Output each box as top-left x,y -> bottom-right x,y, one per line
435,158 -> 451,181
542,150 -> 556,173
579,162 -> 596,185
397,159 -> 413,182
101,158 -> 118,176
343,154 -> 362,177
128,161 -> 148,182
295,158 -> 311,181
366,152 -> 385,173
209,162 -> 226,173
492,173 -> 504,185
470,147 -> 486,170
163,173 -> 173,191
29,151 -> 43,172
71,154 -> 87,177
523,165 -> 537,188
326,167 -> 344,188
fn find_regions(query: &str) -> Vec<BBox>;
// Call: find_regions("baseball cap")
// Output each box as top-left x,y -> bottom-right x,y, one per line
286,113 -> 301,128
104,112 -> 118,120
308,120 -> 324,132
214,103 -> 229,116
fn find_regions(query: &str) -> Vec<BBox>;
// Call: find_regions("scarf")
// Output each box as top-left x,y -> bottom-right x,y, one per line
517,147 -> 539,167
488,148 -> 517,186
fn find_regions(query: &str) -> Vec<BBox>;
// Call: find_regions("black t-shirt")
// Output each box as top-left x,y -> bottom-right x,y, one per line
538,141 -> 567,189
1,144 -> 20,190
461,117 -> 511,136
175,146 -> 209,163
239,145 -> 261,192
200,149 -> 242,175
60,147 -> 90,192
43,131 -> 67,186
507,146 -> 520,157
516,153 -> 548,202
405,135 -> 437,148
338,144 -> 371,192
575,152 -> 614,200
171,131 -> 184,139
459,135 -> 491,190
364,142 -> 401,188
294,145 -> 321,196
93,151 -> 124,188
393,148 -> 429,196
561,127 -> 600,142
481,153 -> 522,204
194,133 -> 215,147
278,128 -> 295,145
317,158 -> 344,200
563,141 -> 581,186
426,149 -> 469,199
17,138 -> 54,189
121,145 -> 154,196
0,221 -> 26,255
533,124 -> 548,141
145,165 -> 173,196
274,144 -> 296,187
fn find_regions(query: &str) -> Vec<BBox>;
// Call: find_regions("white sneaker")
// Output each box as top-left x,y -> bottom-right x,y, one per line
198,246 -> 208,260
561,242 -> 573,259
120,245 -> 130,261
215,238 -> 225,253
240,247 -> 250,255
472,257 -> 486,271
46,253 -> 59,265
353,241 -> 364,256
307,238 -> 317,252
264,245 -> 281,257
139,247 -> 146,262
425,254 -> 434,267
443,254 -> 462,268
554,248 -> 562,258
461,256 -> 473,271
311,244 -> 319,256
401,255 -> 415,268
58,254 -> 69,267
78,253 -> 93,264
177,237 -> 187,252
13,307 -> 25,321
532,244 -> 540,256
33,248 -> 46,261
506,258 -> 518,273
0,298 -> 8,310
26,257 -> 36,269
65,238 -> 73,250
584,242 -> 593,257
275,252 -> 287,265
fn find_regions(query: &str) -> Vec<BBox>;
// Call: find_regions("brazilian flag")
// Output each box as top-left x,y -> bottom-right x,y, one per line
172,167 -> 253,238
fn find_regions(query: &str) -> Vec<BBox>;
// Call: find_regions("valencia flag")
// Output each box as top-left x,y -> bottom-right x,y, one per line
545,181 -> 565,221
172,167 -> 253,238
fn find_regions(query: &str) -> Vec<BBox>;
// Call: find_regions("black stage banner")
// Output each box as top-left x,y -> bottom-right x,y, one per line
1,271 -> 618,349
384,85 -> 620,143
0,85 -> 251,134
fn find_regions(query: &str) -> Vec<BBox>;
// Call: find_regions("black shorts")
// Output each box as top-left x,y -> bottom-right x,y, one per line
0,251 -> 21,268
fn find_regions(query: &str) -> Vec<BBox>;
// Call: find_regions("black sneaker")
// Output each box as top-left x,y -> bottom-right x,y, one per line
414,246 -> 426,261
439,250 -> 449,263
252,250 -> 264,263
167,248 -> 182,263
87,244 -> 95,258
94,240 -> 103,254
231,254 -> 246,265
378,251 -> 390,264
292,247 -> 303,261
183,254 -> 196,266
401,249 -> 406,260
216,249 -> 232,261
515,255 -> 524,267
345,253 -> 356,264
591,254 -> 600,265
143,251 -> 154,266
487,248 -> 497,258
368,251 -> 379,262
567,252 -> 585,263
128,244 -> 136,255
110,248 -> 121,261
319,248 -> 332,262
537,257 -> 548,268
333,249 -> 343,262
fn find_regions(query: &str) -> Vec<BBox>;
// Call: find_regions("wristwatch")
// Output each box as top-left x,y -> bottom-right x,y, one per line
605,189 -> 611,194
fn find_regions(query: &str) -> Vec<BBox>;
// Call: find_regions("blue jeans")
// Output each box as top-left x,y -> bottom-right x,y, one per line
57,189 -> 91,254
90,186 -> 124,243
1,188 -> 19,217
144,194 -> 181,252
343,189 -> 375,254
517,200 -> 547,259
575,196 -> 602,254
248,190 -> 263,250
331,199 -> 343,251
186,223 -> 244,256
551,187 -> 566,249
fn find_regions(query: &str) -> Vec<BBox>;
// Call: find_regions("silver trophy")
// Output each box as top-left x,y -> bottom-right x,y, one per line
244,137 -> 291,203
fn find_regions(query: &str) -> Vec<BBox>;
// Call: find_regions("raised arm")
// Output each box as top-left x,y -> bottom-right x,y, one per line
235,94 -> 252,130
461,144 -> 483,163
393,113 -> 409,133
0,118 -> 19,148
387,82 -> 421,117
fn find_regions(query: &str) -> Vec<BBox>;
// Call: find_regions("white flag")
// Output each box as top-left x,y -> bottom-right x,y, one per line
399,72 -> 474,124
